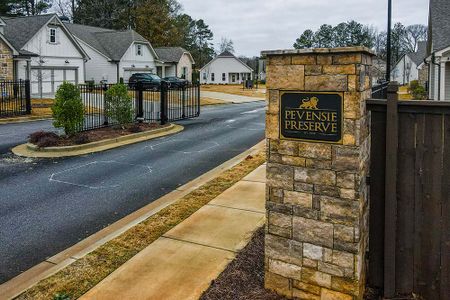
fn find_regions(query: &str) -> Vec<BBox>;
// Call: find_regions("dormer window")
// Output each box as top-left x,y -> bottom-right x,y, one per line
49,28 -> 57,44
136,44 -> 143,56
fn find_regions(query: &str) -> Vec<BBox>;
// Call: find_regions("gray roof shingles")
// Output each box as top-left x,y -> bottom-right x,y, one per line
2,14 -> 54,54
65,23 -> 150,61
154,47 -> 189,63
408,41 -> 428,65
430,0 -> 450,52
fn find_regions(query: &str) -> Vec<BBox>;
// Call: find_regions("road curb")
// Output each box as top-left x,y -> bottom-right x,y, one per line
11,124 -> 183,158
0,140 -> 265,300
0,116 -> 52,125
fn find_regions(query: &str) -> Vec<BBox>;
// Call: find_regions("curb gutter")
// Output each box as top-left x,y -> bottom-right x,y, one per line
0,140 -> 265,300
11,124 -> 183,158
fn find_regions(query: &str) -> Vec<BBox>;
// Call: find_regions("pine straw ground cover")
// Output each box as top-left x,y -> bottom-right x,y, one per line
16,151 -> 266,300
200,227 -> 287,300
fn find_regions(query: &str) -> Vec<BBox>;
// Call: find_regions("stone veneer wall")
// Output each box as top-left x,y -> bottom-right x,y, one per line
263,47 -> 373,300
0,39 -> 13,81
418,67 -> 428,89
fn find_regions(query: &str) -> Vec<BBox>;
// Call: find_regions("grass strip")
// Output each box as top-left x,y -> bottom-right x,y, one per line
16,151 -> 266,300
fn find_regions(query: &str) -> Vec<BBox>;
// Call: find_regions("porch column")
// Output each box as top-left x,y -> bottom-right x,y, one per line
263,47 -> 374,299
440,61 -> 446,101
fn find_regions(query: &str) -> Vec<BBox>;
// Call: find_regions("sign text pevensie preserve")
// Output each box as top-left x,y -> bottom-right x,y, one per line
280,92 -> 343,143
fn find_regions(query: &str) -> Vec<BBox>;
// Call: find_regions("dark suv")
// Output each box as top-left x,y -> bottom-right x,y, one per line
163,76 -> 188,88
128,73 -> 162,90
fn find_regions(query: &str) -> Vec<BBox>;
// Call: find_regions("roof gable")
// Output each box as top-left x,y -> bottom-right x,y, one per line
155,47 -> 193,63
66,23 -> 156,61
200,52 -> 253,72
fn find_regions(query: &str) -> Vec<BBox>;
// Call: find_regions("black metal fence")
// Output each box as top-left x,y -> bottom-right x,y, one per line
79,82 -> 200,132
371,81 -> 389,99
0,80 -> 31,118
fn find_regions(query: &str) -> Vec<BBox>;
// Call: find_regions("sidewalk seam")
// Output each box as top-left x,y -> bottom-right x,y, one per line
206,203 -> 265,214
160,236 -> 237,254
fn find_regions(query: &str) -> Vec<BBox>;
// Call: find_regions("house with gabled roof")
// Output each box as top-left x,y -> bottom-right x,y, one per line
424,0 -> 450,100
65,22 -> 160,84
199,51 -> 253,85
0,14 -> 89,97
391,41 -> 428,85
155,47 -> 195,81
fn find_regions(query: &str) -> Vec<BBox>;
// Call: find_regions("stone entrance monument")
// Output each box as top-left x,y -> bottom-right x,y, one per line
262,47 -> 374,300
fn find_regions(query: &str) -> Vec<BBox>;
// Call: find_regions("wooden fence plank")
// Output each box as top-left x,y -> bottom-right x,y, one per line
441,115 -> 450,300
384,83 -> 399,298
418,114 -> 443,299
368,110 -> 387,290
395,112 -> 416,295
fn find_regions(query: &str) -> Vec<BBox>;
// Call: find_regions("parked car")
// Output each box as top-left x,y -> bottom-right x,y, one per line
163,76 -> 188,88
128,73 -> 162,90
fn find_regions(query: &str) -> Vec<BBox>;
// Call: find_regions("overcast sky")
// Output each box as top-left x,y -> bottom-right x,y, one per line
178,0 -> 429,57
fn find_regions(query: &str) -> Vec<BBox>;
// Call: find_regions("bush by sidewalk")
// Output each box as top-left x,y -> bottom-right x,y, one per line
52,82 -> 84,135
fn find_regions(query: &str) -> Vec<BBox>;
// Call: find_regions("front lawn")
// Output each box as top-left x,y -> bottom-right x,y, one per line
202,84 -> 266,98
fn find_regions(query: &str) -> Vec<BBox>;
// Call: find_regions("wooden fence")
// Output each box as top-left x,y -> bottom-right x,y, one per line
367,83 -> 449,300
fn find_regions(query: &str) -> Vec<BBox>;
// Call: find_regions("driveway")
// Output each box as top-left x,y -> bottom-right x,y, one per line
0,102 -> 266,283
201,91 -> 265,103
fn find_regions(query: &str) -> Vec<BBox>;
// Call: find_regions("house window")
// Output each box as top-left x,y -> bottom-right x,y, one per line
237,73 -> 240,80
181,67 -> 187,79
211,73 -> 215,81
203,73 -> 207,80
222,73 -> 226,81
136,44 -> 143,56
49,28 -> 57,44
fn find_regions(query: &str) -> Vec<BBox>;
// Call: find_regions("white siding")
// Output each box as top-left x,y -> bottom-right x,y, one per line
176,53 -> 193,81
430,63 -> 436,100
119,42 -> 157,82
391,55 -> 419,85
80,39 -> 116,83
200,57 -> 252,84
446,62 -> 450,101
165,65 -> 176,77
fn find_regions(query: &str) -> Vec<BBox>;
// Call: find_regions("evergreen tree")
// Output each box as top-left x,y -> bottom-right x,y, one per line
293,29 -> 315,49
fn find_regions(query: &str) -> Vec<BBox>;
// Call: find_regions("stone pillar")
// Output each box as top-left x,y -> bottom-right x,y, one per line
263,47 -> 373,300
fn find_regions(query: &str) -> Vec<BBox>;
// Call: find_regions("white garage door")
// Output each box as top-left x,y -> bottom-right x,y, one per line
31,68 -> 78,97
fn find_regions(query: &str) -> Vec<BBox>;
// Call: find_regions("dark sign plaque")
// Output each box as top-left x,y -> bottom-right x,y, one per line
280,92 -> 343,143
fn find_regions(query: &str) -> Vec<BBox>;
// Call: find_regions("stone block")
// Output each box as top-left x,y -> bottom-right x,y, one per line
267,201 -> 293,215
269,259 -> 302,280
303,243 -> 323,260
293,216 -> 333,248
279,140 -> 299,156
294,167 -> 336,186
332,250 -> 354,269
267,65 -> 305,89
268,55 -> 291,65
344,92 -> 361,120
268,90 -> 279,114
331,277 -> 360,297
303,257 -> 318,268
265,233 -> 291,263
339,188 -> 356,200
293,280 -> 322,295
332,53 -> 362,64
265,270 -> 292,298
305,65 -> 322,75
305,159 -> 332,170
266,113 -> 279,139
285,190 -> 313,208
321,288 -> 353,300
305,75 -> 347,92
294,182 -> 314,193
332,146 -> 360,172
301,267 -> 332,288
282,155 -> 306,167
293,206 -> 320,220
322,65 -> 356,75
298,143 -> 332,160
292,55 -> 317,65
318,261 -> 345,277
267,163 -> 294,190
334,224 -> 354,243
269,211 -> 292,229
313,185 -> 340,198
293,289 -> 320,300
316,55 -> 333,65
319,196 -> 359,226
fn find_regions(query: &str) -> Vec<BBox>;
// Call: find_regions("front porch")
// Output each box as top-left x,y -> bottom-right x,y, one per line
227,72 -> 252,84
428,48 -> 450,100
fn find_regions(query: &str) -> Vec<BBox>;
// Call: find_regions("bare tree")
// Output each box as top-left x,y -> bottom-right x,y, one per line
404,24 -> 428,52
53,0 -> 77,19
218,37 -> 234,54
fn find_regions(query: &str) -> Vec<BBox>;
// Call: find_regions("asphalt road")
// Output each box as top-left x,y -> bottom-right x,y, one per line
0,101 -> 265,283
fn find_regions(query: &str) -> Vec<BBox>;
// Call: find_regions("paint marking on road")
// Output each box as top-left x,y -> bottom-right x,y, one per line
225,119 -> 236,123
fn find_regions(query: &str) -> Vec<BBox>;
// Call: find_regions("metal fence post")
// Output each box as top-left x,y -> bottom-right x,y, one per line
182,86 -> 186,118
103,83 -> 109,125
136,82 -> 144,122
197,83 -> 200,116
160,81 -> 168,125
25,79 -> 31,115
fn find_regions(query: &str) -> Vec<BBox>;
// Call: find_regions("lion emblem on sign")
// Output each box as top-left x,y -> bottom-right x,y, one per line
299,97 -> 319,109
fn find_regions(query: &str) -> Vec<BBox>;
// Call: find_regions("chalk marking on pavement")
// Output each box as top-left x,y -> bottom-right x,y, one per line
49,161 -> 153,189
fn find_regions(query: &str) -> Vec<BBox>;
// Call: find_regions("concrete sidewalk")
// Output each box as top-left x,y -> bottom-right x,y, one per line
201,91 -> 265,103
80,164 -> 266,300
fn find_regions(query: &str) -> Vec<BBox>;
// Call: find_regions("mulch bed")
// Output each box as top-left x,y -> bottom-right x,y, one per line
30,123 -> 167,148
200,227 -> 287,300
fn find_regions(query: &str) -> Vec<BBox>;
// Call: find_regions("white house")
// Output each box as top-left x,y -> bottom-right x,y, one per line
0,14 -> 89,97
200,51 -> 253,84
424,0 -> 450,100
391,41 -> 427,85
155,47 -> 195,81
66,23 -> 160,84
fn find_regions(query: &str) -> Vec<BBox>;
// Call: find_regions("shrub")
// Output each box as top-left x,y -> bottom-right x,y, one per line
104,84 -> 134,127
52,82 -> 84,135
29,131 -> 60,147
409,80 -> 427,100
